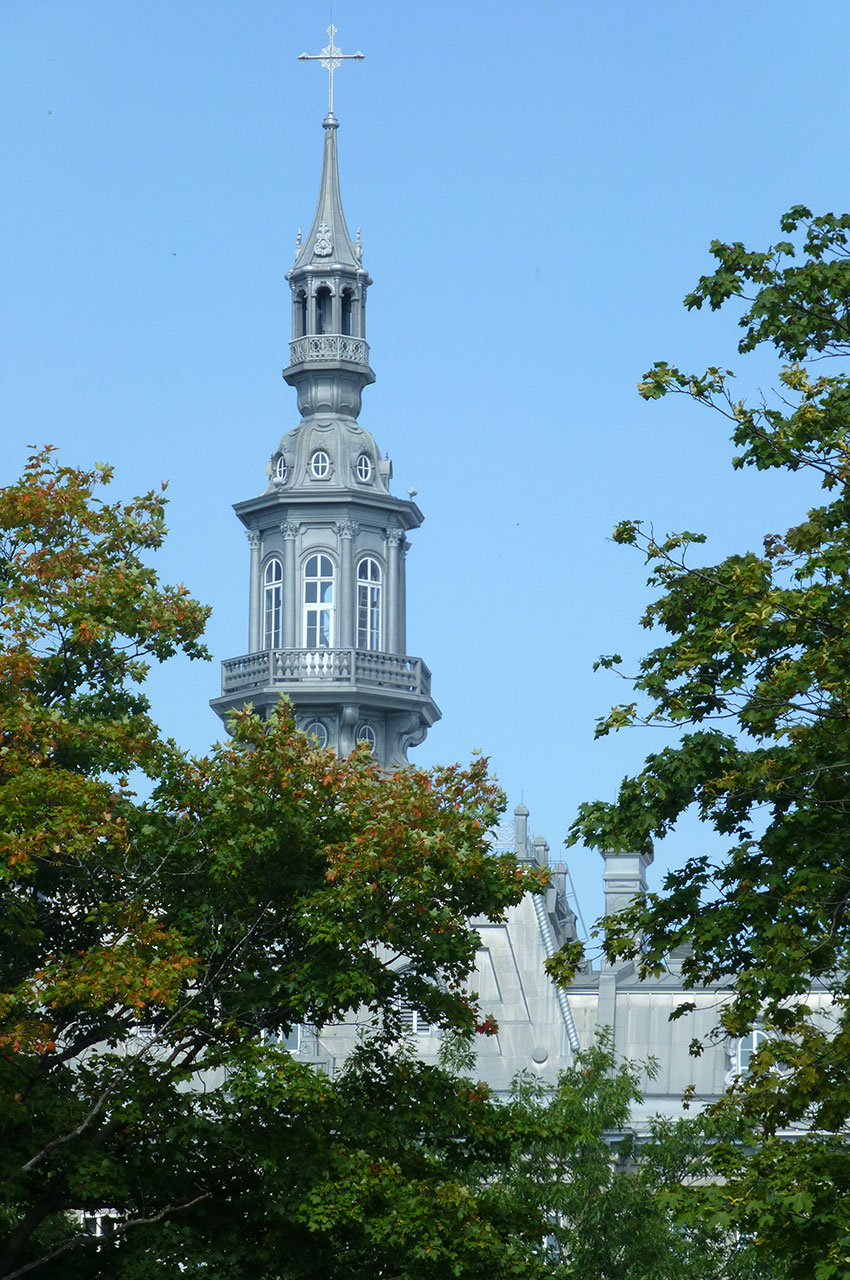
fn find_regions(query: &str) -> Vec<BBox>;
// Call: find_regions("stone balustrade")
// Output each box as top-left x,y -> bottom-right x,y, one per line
221,648 -> 431,698
288,334 -> 371,366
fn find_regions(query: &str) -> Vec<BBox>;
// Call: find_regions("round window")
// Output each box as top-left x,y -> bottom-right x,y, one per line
309,450 -> 331,480
355,453 -> 373,482
273,455 -> 287,483
303,720 -> 329,748
356,723 -> 377,750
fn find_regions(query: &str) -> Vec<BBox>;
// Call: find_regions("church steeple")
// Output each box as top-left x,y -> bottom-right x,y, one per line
210,35 -> 440,769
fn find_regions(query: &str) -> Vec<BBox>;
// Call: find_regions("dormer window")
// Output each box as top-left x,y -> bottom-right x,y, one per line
355,453 -> 373,483
356,723 -> 377,750
273,455 -> 287,484
309,450 -> 331,480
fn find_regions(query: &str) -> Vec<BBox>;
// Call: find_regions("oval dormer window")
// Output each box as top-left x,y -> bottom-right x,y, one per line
355,453 -> 373,483
273,455 -> 287,483
309,450 -> 331,480
356,723 -> 377,751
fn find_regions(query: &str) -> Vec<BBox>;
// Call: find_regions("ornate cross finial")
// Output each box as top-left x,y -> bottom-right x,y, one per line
298,25 -> 364,115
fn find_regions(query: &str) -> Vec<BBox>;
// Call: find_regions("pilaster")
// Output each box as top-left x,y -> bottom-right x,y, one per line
281,521 -> 299,649
247,531 -> 261,652
386,527 -> 402,654
337,519 -> 358,647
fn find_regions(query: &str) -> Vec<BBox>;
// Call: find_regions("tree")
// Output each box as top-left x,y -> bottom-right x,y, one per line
487,1037 -> 778,1280
0,448 -> 546,1277
564,207 -> 850,1275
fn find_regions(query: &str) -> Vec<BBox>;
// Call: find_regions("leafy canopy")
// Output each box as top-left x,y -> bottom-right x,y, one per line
564,208 -> 850,1278
0,448 -> 546,1279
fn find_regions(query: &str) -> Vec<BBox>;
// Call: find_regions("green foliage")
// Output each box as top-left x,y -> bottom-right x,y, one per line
490,1037 -> 776,1280
0,449 -> 546,1278
566,208 -> 850,1272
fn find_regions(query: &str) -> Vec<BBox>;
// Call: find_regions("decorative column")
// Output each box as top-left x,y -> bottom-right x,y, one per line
398,537 -> 409,655
247,530 -> 261,652
281,521 -> 299,649
337,519 -> 357,648
386,527 -> 402,654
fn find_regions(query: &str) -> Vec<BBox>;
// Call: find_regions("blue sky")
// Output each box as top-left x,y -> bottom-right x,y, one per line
2,1 -> 847,928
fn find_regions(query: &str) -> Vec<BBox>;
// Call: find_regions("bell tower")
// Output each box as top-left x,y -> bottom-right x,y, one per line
211,30 -> 440,768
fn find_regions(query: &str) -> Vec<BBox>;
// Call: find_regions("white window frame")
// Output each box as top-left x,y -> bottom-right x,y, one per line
395,968 -> 432,1036
263,557 -> 283,649
309,449 -> 331,480
355,723 -> 377,751
355,452 -> 373,482
356,557 -> 382,651
303,553 -> 335,649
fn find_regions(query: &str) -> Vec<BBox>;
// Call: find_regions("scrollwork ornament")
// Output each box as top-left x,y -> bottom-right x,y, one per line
314,221 -> 333,256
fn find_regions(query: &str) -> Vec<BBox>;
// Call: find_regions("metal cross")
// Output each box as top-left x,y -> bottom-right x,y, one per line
298,25 -> 364,115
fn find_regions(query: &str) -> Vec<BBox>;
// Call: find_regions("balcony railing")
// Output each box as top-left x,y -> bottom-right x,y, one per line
221,648 -> 431,698
288,334 -> 370,366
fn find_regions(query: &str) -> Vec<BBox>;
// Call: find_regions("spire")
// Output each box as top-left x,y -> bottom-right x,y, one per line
292,114 -> 362,272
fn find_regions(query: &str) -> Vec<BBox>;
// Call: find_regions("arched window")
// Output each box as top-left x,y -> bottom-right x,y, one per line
315,286 -> 332,335
303,554 -> 335,648
357,558 -> 382,651
341,288 -> 354,336
263,557 -> 283,649
296,291 -> 307,337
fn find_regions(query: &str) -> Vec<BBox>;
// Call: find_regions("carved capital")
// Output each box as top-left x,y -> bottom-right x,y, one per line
336,519 -> 359,540
246,530 -> 261,550
386,528 -> 404,548
280,521 -> 300,540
